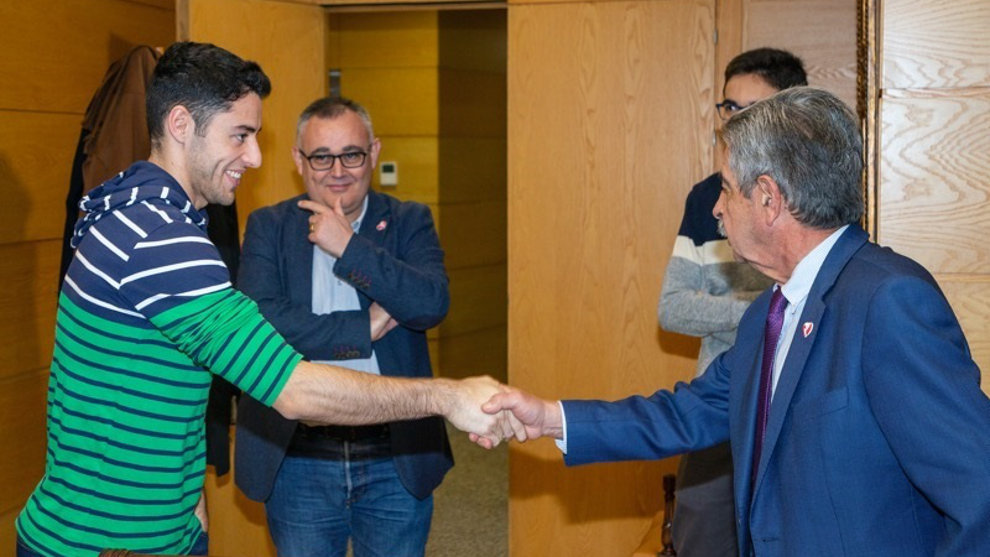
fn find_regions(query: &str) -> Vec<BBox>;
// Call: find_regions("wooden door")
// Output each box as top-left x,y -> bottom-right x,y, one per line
507,1 -> 715,554
865,0 -> 990,395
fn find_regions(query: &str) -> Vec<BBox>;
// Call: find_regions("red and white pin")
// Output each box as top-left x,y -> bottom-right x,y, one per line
802,322 -> 814,338
376,219 -> 387,231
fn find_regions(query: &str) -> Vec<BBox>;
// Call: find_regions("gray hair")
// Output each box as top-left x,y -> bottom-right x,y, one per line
296,96 -> 375,143
720,86 -> 864,229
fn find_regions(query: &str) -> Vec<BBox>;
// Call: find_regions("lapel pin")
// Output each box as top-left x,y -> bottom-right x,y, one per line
802,322 -> 814,338
376,219 -> 387,231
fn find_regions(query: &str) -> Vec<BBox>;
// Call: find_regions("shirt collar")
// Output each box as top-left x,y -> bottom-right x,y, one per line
350,195 -> 369,232
779,224 -> 849,307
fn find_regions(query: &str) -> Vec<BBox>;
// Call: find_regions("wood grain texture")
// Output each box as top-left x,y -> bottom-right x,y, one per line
371,136 -> 439,204
342,68 -> 440,136
0,112 -> 84,244
439,9 -> 507,72
0,369 -> 49,516
877,92 -> 990,273
438,137 -> 506,204
939,277 -> 990,396
329,11 -> 439,69
441,264 -> 507,336
882,0 -> 990,89
0,507 -> 17,557
439,69 -> 506,138
508,1 -> 712,554
435,10 -> 509,386
0,0 -> 174,114
203,445 -> 276,557
745,0 -> 859,111
181,0 -> 327,220
0,241 -> 60,381
439,201 -> 507,268
438,326 -> 508,380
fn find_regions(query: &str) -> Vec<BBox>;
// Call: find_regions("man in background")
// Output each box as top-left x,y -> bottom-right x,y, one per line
486,87 -> 990,556
16,42 -> 510,557
235,97 -> 451,557
658,48 -> 806,556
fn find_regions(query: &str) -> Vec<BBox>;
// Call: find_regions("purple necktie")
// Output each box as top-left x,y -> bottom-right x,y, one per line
752,288 -> 787,490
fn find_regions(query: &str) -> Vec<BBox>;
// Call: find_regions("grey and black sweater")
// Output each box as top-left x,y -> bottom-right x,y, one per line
658,172 -> 773,376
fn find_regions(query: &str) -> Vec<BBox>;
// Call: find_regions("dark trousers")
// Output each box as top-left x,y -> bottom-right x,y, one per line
672,442 -> 738,557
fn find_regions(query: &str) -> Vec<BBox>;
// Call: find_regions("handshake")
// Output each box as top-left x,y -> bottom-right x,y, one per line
440,376 -> 563,449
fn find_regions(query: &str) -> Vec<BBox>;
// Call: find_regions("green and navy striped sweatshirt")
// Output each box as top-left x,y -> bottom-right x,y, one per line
17,161 -> 302,556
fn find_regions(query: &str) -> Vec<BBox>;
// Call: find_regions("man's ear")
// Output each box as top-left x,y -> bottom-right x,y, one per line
368,137 -> 382,169
165,105 -> 194,144
291,146 -> 306,175
755,174 -> 783,222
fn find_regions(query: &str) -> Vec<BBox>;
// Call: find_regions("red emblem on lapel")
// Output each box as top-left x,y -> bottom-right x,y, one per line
376,219 -> 387,231
802,322 -> 814,338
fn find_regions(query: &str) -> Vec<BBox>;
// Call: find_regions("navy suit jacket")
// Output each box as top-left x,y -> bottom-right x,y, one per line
234,190 -> 453,501
563,226 -> 990,556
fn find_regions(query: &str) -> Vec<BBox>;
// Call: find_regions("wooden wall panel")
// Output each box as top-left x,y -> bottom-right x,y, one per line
877,93 -> 990,274
439,70 -> 507,137
0,2 -> 174,551
343,68 -> 440,136
442,266 -> 507,336
744,0 -> 858,110
0,242 -> 60,380
940,279 -> 990,397
507,1 -> 712,554
439,327 -> 508,380
0,370 -> 48,517
0,0 -> 174,114
438,9 -> 508,385
438,137 -> 506,203
882,0 -> 990,89
372,137 -> 440,204
181,0 -> 327,221
203,441 -> 275,557
0,113 -> 82,244
331,11 -> 439,68
440,201 -> 507,269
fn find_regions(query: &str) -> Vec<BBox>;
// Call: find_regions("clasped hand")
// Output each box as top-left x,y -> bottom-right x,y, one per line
449,383 -> 561,449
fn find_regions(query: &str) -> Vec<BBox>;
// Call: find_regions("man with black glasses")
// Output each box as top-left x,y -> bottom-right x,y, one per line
234,97 -> 452,557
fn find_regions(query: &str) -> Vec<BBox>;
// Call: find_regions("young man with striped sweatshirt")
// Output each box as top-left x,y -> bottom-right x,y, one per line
15,42 -> 512,557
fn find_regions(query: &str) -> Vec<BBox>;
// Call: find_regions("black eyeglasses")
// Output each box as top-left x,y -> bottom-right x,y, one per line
715,100 -> 751,121
298,148 -> 369,171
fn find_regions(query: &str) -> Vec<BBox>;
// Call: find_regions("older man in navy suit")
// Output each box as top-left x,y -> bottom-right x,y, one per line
235,97 -> 452,557
483,87 -> 990,556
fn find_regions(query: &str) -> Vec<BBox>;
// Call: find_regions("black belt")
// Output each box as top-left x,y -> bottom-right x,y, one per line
292,423 -> 390,443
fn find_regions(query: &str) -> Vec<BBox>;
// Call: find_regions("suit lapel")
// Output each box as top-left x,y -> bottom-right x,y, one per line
291,196 -> 315,306
359,190 -> 390,246
353,191 -> 391,310
751,225 -> 869,494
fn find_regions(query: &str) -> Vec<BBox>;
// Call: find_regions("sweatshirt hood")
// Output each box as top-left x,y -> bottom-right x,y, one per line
72,161 -> 207,248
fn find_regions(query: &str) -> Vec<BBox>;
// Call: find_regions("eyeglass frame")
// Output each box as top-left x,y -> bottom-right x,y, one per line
715,99 -> 757,121
296,146 -> 371,171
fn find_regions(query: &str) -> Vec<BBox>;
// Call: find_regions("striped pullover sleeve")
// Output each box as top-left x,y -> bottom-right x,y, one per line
100,207 -> 300,405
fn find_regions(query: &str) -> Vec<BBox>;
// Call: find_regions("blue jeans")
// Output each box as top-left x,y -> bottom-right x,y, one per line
266,443 -> 433,557
16,531 -> 208,556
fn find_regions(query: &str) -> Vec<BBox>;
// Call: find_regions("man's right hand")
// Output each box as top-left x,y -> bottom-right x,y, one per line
441,376 -> 526,449
478,387 -> 564,442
